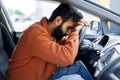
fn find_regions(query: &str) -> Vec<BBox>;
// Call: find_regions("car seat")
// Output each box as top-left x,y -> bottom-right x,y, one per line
0,23 -> 15,80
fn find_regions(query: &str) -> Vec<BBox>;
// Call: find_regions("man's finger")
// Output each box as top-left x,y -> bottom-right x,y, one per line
78,19 -> 90,27
77,22 -> 84,26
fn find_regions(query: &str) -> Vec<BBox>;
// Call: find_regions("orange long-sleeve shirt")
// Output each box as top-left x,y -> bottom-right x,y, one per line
7,17 -> 79,80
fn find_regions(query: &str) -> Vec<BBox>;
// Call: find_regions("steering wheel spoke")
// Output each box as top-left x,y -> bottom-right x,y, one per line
79,26 -> 87,46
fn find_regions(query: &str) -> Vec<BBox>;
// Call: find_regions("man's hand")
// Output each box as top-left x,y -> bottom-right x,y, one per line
75,19 -> 89,33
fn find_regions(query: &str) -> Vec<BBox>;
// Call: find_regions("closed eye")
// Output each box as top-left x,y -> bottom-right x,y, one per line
67,26 -> 74,30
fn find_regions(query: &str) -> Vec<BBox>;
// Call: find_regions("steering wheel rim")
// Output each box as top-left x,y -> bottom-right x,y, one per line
79,26 -> 87,46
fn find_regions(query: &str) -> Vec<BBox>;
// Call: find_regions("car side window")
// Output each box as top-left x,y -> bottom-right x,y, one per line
2,0 -> 59,32
108,21 -> 120,34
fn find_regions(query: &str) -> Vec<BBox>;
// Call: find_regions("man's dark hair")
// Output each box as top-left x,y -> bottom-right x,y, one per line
49,3 -> 83,22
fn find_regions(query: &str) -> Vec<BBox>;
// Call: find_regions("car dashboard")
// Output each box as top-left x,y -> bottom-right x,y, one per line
94,34 -> 120,80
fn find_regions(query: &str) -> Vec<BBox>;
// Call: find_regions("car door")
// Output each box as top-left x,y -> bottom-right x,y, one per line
1,0 -> 60,44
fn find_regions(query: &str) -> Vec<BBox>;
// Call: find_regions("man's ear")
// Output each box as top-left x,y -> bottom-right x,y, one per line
55,16 -> 62,25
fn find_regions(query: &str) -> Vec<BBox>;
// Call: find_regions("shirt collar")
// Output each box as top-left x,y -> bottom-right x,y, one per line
40,17 -> 51,36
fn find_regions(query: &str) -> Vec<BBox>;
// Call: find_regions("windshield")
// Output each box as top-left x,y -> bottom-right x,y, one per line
89,0 -> 120,16
89,0 -> 120,34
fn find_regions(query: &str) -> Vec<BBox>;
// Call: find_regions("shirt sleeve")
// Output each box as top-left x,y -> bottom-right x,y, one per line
29,30 -> 79,67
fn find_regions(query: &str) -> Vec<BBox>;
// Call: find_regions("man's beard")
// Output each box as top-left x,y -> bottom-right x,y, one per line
52,23 -> 67,41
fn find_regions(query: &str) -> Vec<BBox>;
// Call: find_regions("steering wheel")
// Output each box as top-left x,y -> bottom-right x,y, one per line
79,26 -> 87,46
75,26 -> 87,61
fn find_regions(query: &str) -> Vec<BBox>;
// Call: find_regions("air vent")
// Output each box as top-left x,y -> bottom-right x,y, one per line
114,69 -> 120,78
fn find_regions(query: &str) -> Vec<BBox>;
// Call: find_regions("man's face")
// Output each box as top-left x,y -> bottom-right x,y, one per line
52,19 -> 76,40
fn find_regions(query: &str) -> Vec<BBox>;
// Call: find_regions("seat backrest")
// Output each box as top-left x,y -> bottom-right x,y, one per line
0,23 -> 15,80
0,69 -> 6,80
